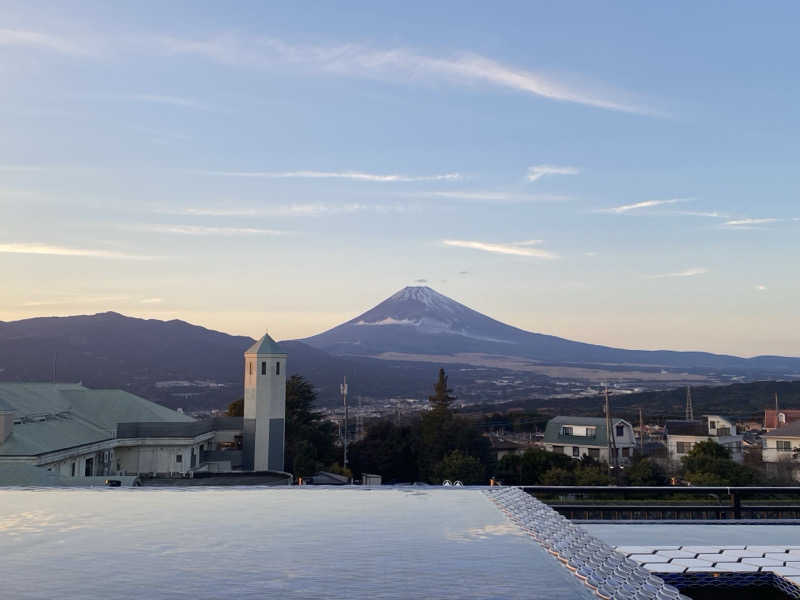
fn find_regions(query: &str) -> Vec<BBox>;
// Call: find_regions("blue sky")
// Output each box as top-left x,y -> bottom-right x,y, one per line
1,1 -> 799,356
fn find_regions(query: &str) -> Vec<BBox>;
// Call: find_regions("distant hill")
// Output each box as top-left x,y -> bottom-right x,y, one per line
302,286 -> 800,374
466,380 -> 800,422
0,312 -> 442,409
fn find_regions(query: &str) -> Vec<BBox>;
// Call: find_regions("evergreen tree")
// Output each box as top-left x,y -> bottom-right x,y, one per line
429,368 -> 456,412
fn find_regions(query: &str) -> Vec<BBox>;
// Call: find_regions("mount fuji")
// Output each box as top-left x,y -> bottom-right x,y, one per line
301,286 -> 800,373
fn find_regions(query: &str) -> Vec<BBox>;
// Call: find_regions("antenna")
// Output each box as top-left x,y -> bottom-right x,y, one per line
340,376 -> 349,468
638,407 -> 645,455
685,386 -> 694,420
605,386 -> 619,479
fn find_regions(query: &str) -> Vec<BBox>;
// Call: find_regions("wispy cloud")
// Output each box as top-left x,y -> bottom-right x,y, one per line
647,267 -> 708,279
442,239 -> 557,259
0,243 -> 153,260
0,28 -> 95,56
23,295 -> 129,307
422,190 -> 568,203
600,198 -> 687,214
140,297 -> 163,304
156,202 -> 403,217
79,93 -> 212,110
4,29 -> 660,115
526,165 -> 580,182
142,35 -> 658,115
723,218 -> 780,227
195,169 -> 460,182
136,225 -> 286,235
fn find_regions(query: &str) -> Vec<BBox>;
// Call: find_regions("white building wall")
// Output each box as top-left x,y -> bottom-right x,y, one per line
763,436 -> 800,463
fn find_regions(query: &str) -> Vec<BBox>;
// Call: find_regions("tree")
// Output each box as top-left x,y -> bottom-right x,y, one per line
433,450 -> 486,485
429,368 -> 456,413
225,398 -> 243,417
284,375 -> 338,477
681,440 -> 757,486
625,457 -> 667,486
540,466 -> 577,485
349,419 -> 420,483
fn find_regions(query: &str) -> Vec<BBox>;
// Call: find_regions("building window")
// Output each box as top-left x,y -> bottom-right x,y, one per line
588,448 -> 600,459
615,424 -> 625,437
717,427 -> 731,436
249,362 -> 253,376
261,361 -> 266,375
585,427 -> 596,437
709,420 -> 717,430
572,446 -> 580,457
622,447 -> 630,458
276,361 -> 280,376
176,454 -> 183,463
84,457 -> 94,477
676,441 -> 692,454
561,426 -> 573,436
777,440 -> 792,452
552,446 -> 564,454
71,462 -> 76,477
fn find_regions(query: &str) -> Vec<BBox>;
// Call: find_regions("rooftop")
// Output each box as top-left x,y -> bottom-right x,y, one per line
245,332 -> 286,355
0,383 -> 194,456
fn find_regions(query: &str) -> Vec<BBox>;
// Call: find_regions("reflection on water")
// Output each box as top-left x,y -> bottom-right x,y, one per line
0,488 -> 591,600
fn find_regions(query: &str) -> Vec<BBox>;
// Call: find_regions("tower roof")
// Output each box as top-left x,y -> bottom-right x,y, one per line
245,332 -> 286,355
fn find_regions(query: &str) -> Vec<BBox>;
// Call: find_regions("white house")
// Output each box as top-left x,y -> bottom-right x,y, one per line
0,332 -> 287,485
664,415 -> 743,465
543,416 -> 637,463
762,421 -> 800,478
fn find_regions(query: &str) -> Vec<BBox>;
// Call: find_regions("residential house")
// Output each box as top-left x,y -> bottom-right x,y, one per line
664,415 -> 743,465
762,421 -> 800,479
543,416 -> 636,463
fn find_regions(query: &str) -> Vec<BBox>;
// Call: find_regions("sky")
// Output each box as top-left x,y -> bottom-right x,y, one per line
1,1 -> 799,357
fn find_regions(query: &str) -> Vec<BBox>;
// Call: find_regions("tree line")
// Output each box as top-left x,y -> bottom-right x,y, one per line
227,370 -> 794,486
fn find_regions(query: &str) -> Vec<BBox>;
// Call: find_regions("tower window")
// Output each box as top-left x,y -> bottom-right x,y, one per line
261,361 -> 266,375
176,454 -> 183,463
276,361 -> 280,375
249,362 -> 252,376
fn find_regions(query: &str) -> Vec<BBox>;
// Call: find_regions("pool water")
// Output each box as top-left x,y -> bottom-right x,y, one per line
0,487 -> 593,600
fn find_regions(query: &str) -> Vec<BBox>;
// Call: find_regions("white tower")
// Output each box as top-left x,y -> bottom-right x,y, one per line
243,333 -> 287,472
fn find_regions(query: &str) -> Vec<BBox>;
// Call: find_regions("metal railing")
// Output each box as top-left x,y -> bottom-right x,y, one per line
520,485 -> 800,520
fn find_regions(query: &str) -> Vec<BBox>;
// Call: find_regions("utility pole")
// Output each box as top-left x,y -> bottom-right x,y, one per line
638,407 -> 645,455
340,377 -> 349,467
605,387 -> 619,483
685,386 -> 694,421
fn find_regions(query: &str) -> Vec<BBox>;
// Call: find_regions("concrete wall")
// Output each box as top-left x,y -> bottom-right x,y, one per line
41,449 -> 114,479
0,411 -> 14,443
115,443 -> 203,475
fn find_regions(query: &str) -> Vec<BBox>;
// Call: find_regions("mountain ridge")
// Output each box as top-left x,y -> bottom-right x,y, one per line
302,286 -> 800,371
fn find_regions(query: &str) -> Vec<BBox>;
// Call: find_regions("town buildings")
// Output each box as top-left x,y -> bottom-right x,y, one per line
0,333 -> 287,485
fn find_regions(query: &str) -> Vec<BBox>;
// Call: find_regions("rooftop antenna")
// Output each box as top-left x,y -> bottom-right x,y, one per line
685,386 -> 694,421
340,376 -> 349,468
604,386 -> 619,480
638,407 -> 645,455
